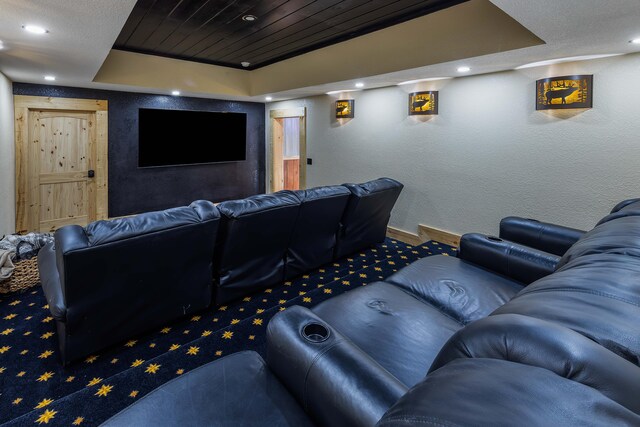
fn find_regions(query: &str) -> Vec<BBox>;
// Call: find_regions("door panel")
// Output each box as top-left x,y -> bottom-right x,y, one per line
29,110 -> 95,232
270,111 -> 306,193
15,95 -> 108,234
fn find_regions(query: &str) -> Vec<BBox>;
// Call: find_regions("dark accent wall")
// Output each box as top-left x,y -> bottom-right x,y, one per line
13,83 -> 265,217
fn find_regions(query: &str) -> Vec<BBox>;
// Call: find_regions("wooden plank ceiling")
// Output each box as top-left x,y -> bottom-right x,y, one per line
114,0 -> 468,70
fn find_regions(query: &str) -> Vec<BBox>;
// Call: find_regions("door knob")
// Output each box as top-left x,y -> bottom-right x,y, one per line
88,170 -> 95,178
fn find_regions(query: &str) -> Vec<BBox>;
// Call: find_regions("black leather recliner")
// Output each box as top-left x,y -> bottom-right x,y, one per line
335,178 -> 403,259
38,201 -> 220,365
102,205 -> 640,426
214,192 -> 300,305
498,197 -> 640,256
285,185 -> 351,279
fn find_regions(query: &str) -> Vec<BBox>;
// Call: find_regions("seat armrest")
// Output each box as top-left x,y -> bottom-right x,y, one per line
499,216 -> 585,256
267,306 -> 408,427
37,243 -> 66,321
610,198 -> 640,213
458,233 -> 560,284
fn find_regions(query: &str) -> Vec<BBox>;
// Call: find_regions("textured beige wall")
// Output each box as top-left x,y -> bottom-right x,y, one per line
0,71 -> 15,236
267,53 -> 640,236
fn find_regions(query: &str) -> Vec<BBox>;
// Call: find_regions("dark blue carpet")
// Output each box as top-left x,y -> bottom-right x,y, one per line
0,239 -> 455,426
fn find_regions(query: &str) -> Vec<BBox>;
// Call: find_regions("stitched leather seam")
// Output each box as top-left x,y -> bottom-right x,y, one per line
378,415 -> 461,426
302,338 -> 345,411
517,287 -> 640,308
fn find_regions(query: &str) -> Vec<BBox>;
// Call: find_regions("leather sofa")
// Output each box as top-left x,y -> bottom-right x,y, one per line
103,201 -> 640,426
38,201 -> 220,365
213,179 -> 401,303
40,178 -> 403,364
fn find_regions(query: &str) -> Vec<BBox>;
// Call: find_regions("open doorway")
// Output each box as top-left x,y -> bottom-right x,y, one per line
269,107 -> 306,192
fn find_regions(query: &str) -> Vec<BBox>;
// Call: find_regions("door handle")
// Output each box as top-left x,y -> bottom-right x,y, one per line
88,170 -> 95,178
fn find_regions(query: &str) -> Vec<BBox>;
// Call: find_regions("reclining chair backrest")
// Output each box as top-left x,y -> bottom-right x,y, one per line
493,214 -> 640,366
378,315 -> 640,426
285,185 -> 351,279
215,192 -> 300,304
54,200 -> 220,363
335,178 -> 403,259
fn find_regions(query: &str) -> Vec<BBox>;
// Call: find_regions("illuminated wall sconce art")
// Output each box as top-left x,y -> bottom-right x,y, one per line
536,75 -> 593,110
409,91 -> 439,115
336,99 -> 355,118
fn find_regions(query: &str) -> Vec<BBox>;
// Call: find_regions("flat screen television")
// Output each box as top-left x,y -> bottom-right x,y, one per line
138,108 -> 247,167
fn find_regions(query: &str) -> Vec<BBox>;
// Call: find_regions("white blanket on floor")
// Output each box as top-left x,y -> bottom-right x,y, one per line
0,249 -> 15,282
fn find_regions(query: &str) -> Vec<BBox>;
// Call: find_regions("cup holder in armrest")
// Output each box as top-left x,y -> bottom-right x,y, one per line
302,322 -> 330,343
486,236 -> 503,242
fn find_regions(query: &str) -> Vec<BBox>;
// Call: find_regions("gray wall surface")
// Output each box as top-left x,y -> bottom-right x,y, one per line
267,53 -> 640,236
0,72 -> 14,236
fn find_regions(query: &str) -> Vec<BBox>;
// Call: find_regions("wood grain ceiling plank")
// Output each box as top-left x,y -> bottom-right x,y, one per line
115,0 -> 160,46
126,0 -> 186,48
204,0 -> 353,62
185,0 -> 316,60
161,0 -> 268,57
175,0 -> 270,58
221,0 -> 404,64
140,0 -> 211,51
113,0 -> 469,69
244,0 -> 441,65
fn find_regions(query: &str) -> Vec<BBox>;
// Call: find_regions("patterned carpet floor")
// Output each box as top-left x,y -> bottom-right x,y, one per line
0,239 -> 455,426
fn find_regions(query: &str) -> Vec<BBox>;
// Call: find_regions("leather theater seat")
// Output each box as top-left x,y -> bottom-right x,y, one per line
285,185 -> 351,279
335,178 -> 403,259
38,200 -> 220,365
214,192 -> 300,304
100,351 -> 312,427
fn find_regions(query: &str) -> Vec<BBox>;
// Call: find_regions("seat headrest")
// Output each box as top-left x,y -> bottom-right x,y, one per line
217,191 -> 300,218
85,200 -> 219,246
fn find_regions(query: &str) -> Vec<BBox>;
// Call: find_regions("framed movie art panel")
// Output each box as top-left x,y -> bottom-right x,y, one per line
409,91 -> 438,115
536,75 -> 593,110
336,100 -> 355,118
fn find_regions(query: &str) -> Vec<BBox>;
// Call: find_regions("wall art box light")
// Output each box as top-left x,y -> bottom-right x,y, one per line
536,75 -> 593,110
336,100 -> 355,118
409,91 -> 439,115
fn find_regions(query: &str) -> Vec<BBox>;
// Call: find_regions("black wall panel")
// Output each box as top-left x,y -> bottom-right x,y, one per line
13,83 -> 265,217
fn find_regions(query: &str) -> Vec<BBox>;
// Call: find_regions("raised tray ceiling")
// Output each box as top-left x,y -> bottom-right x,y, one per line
114,0 -> 468,70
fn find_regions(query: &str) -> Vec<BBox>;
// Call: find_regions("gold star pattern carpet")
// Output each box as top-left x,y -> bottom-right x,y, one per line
0,239 -> 455,426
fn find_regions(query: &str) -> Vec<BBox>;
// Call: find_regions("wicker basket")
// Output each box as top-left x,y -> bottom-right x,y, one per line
0,257 -> 40,294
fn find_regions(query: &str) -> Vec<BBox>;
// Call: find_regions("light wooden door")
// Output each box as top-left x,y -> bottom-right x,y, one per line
15,96 -> 108,234
33,111 -> 95,232
269,108 -> 306,193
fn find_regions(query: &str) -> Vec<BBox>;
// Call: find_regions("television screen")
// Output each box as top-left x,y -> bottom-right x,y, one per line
138,108 -> 247,167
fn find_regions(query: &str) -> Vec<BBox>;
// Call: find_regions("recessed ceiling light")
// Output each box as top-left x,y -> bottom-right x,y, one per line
457,66 -> 471,73
397,77 -> 451,85
516,54 -> 624,69
265,96 -> 273,101
241,61 -> 251,68
630,38 -> 640,44
44,75 -> 56,81
242,15 -> 257,22
23,24 -> 48,34
355,82 -> 364,88
171,90 -> 180,96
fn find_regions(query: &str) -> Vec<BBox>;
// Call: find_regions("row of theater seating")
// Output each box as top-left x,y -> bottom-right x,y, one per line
38,178 -> 403,364
103,198 -> 640,426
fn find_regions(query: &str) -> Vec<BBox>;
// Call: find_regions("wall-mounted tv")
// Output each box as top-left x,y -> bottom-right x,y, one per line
138,108 -> 247,168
